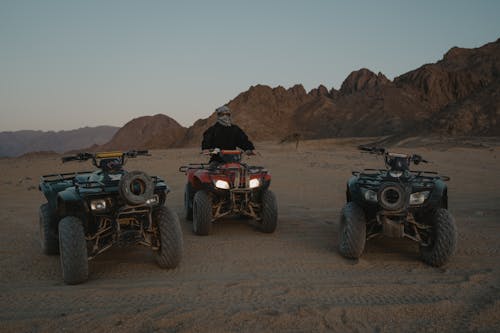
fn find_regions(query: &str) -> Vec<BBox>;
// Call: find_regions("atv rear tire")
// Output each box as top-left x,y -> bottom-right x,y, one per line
420,208 -> 457,267
193,190 -> 212,235
119,171 -> 154,205
184,183 -> 194,221
58,216 -> 88,285
258,190 -> 278,233
338,202 -> 367,259
155,206 -> 183,269
39,204 -> 59,255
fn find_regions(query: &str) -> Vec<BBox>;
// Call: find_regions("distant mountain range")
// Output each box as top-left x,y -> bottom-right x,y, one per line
0,126 -> 118,157
2,38 -> 499,156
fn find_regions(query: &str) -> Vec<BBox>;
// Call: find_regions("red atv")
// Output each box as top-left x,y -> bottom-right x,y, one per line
179,149 -> 278,235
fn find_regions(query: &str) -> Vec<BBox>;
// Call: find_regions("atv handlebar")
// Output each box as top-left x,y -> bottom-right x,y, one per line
358,146 -> 429,164
61,150 -> 150,163
61,152 -> 94,163
202,149 -> 254,156
358,146 -> 385,155
124,150 -> 150,158
411,154 -> 428,164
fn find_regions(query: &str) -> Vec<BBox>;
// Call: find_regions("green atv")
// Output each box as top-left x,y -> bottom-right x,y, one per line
38,150 -> 183,284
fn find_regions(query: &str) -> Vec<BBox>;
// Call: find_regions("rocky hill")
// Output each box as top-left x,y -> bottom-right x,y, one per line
0,126 -> 118,157
98,114 -> 187,151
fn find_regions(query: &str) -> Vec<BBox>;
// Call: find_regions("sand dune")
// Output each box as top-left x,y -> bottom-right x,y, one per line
0,139 -> 499,332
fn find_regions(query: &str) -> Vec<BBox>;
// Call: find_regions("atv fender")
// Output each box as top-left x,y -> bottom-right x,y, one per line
57,188 -> 83,217
347,176 -> 362,203
193,169 -> 211,186
426,180 -> 448,209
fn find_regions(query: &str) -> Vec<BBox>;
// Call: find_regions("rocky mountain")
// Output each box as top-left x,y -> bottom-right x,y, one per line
98,114 -> 187,151
6,39 -> 498,156
180,38 -> 499,146
181,84 -> 316,146
397,40 -> 500,135
0,126 -> 119,157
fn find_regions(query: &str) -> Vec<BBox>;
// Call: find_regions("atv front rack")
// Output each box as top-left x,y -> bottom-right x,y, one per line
179,163 -> 212,172
40,171 -> 94,183
353,169 -> 450,181
353,169 -> 450,191
41,172 -> 166,190
76,175 -> 166,190
179,164 -> 267,174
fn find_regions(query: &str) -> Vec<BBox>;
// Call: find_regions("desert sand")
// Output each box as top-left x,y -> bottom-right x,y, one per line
1,138 -> 499,332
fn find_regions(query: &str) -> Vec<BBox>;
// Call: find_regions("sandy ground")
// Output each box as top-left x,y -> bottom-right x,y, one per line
0,138 -> 499,332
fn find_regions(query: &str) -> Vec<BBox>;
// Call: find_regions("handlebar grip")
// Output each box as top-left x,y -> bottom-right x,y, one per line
358,146 -> 385,154
358,145 -> 372,152
201,148 -> 220,155
62,153 -> 93,163
125,150 -> 148,157
61,156 -> 76,163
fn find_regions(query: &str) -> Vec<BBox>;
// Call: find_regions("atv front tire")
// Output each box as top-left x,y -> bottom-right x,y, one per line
420,208 -> 457,267
338,202 -> 367,259
58,216 -> 88,285
258,190 -> 278,233
193,190 -> 212,235
184,183 -> 194,221
39,203 -> 59,255
155,206 -> 183,268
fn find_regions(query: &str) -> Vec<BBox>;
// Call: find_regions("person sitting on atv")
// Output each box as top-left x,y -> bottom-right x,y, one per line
202,105 -> 255,163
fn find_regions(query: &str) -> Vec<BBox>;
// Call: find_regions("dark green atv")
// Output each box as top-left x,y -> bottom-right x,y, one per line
340,146 -> 457,267
38,150 -> 183,284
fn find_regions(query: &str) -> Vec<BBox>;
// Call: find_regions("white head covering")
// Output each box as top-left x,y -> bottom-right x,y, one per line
216,105 -> 232,127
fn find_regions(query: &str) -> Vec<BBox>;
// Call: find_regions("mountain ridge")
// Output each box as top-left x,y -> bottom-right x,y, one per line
0,126 -> 119,157
4,38 -> 499,155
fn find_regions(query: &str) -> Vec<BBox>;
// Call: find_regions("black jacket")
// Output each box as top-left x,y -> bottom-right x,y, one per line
201,123 -> 255,151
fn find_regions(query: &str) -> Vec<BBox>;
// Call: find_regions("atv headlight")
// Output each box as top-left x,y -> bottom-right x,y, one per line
214,179 -> 230,189
361,188 -> 378,203
146,194 -> 159,205
249,178 -> 261,189
389,171 -> 403,178
409,191 -> 430,205
90,199 -> 107,211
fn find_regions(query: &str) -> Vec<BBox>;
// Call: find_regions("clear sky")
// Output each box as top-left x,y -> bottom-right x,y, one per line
1,0 -> 499,131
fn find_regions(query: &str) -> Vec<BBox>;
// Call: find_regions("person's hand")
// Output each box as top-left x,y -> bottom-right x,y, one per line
245,150 -> 255,156
212,148 -> 221,154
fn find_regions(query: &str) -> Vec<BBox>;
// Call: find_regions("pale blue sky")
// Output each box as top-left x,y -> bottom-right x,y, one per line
1,0 -> 499,131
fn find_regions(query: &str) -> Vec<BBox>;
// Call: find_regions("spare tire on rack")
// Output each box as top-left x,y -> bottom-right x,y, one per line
119,171 -> 154,205
378,182 -> 407,211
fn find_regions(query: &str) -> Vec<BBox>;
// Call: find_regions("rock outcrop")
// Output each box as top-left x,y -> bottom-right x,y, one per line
340,69 -> 390,95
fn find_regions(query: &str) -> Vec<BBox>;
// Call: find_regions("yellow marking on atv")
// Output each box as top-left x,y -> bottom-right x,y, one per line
95,152 -> 124,159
